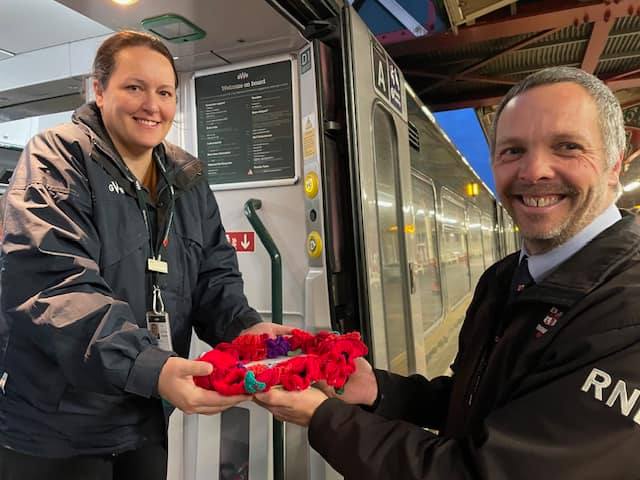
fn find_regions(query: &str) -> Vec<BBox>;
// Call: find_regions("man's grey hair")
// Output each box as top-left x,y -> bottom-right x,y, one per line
490,66 -> 626,168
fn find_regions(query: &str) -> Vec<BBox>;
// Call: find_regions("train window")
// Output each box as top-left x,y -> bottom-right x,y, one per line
504,215 -> 516,254
467,205 -> 484,285
441,191 -> 471,307
372,105 -> 410,375
481,214 -> 496,267
411,173 -> 443,333
219,407 -> 250,480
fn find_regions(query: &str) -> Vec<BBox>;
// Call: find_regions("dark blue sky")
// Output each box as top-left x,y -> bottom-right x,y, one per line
434,109 -> 495,193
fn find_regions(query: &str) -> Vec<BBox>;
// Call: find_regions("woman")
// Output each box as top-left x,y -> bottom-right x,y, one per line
0,31 -> 289,480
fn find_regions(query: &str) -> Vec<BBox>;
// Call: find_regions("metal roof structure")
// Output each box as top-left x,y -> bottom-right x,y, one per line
379,0 -> 640,208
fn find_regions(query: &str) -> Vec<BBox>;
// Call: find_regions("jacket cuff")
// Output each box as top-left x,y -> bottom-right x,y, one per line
124,347 -> 176,398
222,313 -> 262,342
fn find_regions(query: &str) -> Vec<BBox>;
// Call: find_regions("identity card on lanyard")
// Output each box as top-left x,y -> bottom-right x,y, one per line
132,152 -> 175,351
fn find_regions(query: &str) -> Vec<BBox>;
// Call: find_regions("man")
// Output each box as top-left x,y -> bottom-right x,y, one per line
254,67 -> 640,479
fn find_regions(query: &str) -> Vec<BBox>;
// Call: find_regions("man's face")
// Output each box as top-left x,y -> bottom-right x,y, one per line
492,82 -> 621,254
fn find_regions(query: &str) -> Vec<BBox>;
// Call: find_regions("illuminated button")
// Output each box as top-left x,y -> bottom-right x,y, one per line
304,172 -> 319,199
307,231 -> 323,258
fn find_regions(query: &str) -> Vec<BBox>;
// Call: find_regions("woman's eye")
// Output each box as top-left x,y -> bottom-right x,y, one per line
159,90 -> 173,97
126,85 -> 141,92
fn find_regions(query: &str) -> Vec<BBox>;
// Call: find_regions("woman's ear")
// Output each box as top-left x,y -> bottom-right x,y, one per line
93,79 -> 104,108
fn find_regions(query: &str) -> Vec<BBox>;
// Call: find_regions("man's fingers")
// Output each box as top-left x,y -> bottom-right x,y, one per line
254,388 -> 292,407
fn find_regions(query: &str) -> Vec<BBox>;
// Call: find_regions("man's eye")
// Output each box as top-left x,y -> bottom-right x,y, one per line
498,147 -> 524,160
557,142 -> 582,153
126,85 -> 141,92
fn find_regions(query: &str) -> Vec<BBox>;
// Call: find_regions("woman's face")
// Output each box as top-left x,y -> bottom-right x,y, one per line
94,46 -> 177,161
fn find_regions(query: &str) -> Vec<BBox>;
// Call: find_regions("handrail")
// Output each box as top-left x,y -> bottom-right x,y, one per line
243,198 -> 284,480
243,199 -> 283,324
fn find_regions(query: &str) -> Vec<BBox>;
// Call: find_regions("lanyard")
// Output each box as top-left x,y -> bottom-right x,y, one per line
128,152 -> 175,313
132,153 -> 175,260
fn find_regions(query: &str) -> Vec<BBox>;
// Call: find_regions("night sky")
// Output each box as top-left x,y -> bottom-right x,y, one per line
434,108 -> 495,194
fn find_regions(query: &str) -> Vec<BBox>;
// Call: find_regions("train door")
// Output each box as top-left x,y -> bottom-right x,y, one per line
341,7 -> 423,375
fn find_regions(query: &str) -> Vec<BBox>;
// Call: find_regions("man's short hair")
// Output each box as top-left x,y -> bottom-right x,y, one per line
490,66 -> 626,168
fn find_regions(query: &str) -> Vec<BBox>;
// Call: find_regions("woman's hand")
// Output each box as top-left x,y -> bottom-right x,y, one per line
241,322 -> 294,337
158,357 -> 250,414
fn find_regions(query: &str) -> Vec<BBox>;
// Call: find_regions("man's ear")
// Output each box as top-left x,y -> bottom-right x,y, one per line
608,153 -> 623,188
93,79 -> 104,108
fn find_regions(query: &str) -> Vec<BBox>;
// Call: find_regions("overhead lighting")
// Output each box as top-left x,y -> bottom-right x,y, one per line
112,0 -> 139,5
141,14 -> 206,43
623,181 -> 640,193
0,48 -> 15,57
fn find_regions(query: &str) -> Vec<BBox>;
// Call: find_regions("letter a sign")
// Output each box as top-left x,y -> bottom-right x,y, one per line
373,46 -> 388,98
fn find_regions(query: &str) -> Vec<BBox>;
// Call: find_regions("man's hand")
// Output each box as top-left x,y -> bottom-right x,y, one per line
315,357 -> 378,406
254,386 -> 328,427
158,357 -> 250,415
241,322 -> 294,337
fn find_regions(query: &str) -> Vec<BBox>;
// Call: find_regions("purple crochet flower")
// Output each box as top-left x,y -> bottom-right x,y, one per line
266,336 -> 291,358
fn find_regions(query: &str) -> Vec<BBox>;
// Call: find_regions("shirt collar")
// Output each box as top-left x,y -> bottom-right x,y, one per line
519,203 -> 622,283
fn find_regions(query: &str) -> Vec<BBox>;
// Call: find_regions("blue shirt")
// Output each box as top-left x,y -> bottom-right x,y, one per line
520,204 -> 622,283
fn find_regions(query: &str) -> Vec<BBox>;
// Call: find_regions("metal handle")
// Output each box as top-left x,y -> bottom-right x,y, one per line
243,198 -> 284,480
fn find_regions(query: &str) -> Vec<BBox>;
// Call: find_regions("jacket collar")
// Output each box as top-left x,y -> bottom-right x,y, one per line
515,211 -> 640,306
72,102 -> 204,191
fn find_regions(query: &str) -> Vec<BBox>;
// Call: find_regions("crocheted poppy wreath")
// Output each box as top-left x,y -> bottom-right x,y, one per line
193,329 -> 368,395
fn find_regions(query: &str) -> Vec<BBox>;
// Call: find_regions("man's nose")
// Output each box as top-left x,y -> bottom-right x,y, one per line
518,149 -> 555,183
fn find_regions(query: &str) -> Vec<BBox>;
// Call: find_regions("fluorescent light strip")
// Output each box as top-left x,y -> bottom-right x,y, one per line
623,181 -> 640,193
0,48 -> 15,57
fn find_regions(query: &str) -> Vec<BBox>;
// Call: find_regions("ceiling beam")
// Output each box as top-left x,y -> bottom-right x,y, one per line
607,76 -> 640,91
387,0 -> 640,58
418,27 -> 561,95
404,69 -> 517,86
581,20 -> 614,73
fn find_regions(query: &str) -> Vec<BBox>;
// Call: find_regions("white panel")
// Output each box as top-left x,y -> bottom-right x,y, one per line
0,0 -> 111,54
69,34 -> 110,76
0,36 -> 104,92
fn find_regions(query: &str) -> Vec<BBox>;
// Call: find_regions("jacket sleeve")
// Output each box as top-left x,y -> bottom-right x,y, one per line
189,185 -> 261,346
309,322 -> 640,480
369,369 -> 452,430
1,129 -> 174,398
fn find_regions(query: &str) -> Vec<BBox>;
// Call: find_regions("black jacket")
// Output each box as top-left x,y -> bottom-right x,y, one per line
0,103 -> 260,457
310,212 -> 640,479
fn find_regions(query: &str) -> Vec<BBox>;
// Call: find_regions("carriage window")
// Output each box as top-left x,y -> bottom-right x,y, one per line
441,193 -> 470,307
504,215 -> 516,254
411,174 -> 443,332
373,105 -> 409,375
467,205 -> 484,286
481,214 -> 496,267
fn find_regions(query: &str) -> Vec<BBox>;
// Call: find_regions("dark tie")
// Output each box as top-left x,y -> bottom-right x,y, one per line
510,256 -> 535,297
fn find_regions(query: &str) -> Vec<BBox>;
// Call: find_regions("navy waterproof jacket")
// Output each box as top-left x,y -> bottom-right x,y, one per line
0,102 -> 261,457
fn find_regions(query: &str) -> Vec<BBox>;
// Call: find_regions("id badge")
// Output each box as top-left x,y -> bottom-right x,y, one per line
146,311 -> 173,351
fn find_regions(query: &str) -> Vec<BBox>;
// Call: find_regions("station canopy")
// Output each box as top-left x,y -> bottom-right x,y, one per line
368,0 -> 640,209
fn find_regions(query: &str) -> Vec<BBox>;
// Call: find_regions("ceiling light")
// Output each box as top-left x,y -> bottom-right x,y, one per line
0,48 -> 15,57
623,181 -> 640,193
112,0 -> 139,5
141,14 -> 206,43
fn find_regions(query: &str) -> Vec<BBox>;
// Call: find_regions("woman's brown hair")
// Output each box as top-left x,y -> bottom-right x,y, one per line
93,30 -> 178,89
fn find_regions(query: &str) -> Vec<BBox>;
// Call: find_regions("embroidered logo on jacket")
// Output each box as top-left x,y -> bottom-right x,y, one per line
108,181 -> 125,195
581,368 -> 640,425
535,306 -> 563,337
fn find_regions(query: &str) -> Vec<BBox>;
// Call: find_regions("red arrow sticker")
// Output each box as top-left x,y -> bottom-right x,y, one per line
225,232 -> 255,252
